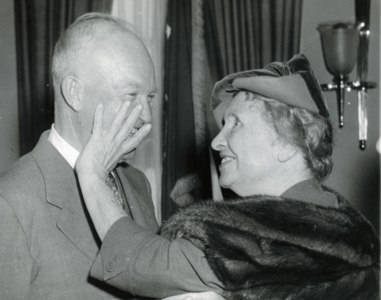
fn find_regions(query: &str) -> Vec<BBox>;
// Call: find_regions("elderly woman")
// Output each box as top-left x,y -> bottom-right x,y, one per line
76,54 -> 379,300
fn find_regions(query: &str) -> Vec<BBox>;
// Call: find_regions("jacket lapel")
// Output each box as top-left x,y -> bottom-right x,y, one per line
32,132 -> 100,260
116,166 -> 158,232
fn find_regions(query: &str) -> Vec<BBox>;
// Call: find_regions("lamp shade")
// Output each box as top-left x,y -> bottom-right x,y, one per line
317,22 -> 359,77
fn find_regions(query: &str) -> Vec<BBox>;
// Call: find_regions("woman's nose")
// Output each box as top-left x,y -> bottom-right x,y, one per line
211,130 -> 226,151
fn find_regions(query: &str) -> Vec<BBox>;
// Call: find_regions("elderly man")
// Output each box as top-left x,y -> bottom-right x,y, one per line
0,13 -> 221,299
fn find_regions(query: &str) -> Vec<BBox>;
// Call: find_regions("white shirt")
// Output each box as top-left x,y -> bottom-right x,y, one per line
48,124 -> 79,169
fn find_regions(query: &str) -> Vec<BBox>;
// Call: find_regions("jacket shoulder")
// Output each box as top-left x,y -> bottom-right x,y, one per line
0,153 -> 44,196
0,152 -> 46,217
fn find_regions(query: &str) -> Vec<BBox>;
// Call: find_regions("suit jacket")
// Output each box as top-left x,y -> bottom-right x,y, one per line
0,131 -> 158,300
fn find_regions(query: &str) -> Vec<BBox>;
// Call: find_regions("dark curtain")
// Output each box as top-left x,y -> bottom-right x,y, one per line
163,0 -> 304,219
204,0 -> 303,77
162,0 -> 213,221
14,0 -> 112,155
162,0 -> 194,221
162,0 -> 303,219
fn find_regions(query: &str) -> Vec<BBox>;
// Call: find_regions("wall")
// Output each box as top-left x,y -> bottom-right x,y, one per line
0,0 -> 19,173
301,0 -> 380,232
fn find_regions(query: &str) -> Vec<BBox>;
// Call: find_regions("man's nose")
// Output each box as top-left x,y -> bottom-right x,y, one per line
211,130 -> 226,151
138,96 -> 152,124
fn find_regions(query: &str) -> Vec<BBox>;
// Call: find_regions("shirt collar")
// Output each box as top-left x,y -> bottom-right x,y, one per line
281,179 -> 338,208
48,124 -> 79,169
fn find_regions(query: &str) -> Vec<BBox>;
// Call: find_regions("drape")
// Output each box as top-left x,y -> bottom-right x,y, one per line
14,0 -> 112,155
204,0 -> 303,77
161,0 -> 303,219
111,0 -> 168,223
162,0 -> 194,221
162,0 -> 214,221
192,0 -> 223,201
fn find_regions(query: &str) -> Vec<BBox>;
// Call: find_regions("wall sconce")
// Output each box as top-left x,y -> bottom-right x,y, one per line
317,21 -> 377,150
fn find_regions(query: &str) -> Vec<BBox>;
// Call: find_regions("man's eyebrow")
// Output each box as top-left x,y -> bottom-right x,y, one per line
114,78 -> 141,90
118,82 -> 141,89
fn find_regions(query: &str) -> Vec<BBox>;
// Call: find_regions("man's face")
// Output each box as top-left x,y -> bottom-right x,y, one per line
78,36 -> 157,160
211,92 -> 281,196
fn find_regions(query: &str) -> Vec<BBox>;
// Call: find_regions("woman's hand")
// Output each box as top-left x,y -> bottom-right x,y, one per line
76,101 -> 152,180
75,101 -> 151,240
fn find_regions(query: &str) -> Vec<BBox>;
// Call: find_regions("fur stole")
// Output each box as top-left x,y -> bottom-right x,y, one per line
159,188 -> 380,300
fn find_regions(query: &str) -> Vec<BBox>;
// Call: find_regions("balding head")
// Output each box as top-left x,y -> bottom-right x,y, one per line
52,13 -> 139,91
52,13 -> 156,155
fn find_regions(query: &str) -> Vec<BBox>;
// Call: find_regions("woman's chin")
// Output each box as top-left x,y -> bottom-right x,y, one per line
219,177 -> 232,190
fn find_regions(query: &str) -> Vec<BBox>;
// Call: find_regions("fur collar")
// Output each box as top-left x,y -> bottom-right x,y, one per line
160,188 -> 379,299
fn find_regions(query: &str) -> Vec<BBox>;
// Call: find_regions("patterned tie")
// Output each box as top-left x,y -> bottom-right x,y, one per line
106,171 -> 124,209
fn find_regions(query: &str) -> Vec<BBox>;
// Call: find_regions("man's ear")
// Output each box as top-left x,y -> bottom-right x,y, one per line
61,76 -> 83,112
277,143 -> 298,163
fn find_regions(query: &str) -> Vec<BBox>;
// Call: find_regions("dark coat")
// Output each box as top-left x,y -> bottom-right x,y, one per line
159,187 -> 379,300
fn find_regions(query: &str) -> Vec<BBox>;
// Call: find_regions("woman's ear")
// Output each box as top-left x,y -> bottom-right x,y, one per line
61,75 -> 83,112
277,143 -> 298,163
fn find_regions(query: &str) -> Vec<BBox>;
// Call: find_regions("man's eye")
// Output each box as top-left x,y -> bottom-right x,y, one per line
148,94 -> 156,103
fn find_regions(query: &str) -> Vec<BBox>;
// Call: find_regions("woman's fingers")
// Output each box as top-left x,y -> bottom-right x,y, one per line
109,101 -> 133,138
86,100 -> 150,170
121,123 -> 151,154
114,103 -> 143,143
94,100 -> 143,144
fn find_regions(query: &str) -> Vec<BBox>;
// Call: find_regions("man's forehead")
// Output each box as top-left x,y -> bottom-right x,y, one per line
115,76 -> 157,93
116,79 -> 142,90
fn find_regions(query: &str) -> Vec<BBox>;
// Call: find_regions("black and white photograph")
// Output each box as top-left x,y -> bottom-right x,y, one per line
0,0 -> 379,299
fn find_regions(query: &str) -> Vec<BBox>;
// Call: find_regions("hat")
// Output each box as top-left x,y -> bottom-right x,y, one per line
210,53 -> 329,127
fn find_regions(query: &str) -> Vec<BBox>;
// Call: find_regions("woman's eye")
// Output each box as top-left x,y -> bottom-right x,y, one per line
233,120 -> 241,128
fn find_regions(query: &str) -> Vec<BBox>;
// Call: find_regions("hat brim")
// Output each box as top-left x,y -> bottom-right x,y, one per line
211,54 -> 329,128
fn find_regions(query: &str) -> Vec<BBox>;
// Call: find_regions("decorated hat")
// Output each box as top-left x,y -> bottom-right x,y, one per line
211,53 -> 329,127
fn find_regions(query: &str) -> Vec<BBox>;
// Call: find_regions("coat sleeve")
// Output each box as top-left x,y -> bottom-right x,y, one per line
91,217 -> 224,298
0,195 -> 33,300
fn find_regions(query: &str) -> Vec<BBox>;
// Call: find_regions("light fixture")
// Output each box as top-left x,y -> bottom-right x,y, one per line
317,20 -> 376,150
317,22 -> 359,128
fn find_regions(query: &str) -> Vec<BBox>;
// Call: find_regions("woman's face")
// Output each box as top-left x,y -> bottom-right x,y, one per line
211,92 -> 282,196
